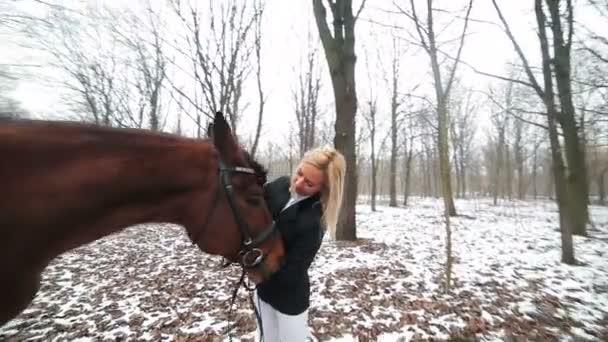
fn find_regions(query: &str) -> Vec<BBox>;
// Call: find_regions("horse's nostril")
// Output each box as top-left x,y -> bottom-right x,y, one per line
241,248 -> 264,268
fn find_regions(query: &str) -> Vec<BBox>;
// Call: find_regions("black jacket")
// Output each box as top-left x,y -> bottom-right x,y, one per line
257,176 -> 324,315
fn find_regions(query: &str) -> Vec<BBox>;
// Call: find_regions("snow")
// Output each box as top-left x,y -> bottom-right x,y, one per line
1,197 -> 607,341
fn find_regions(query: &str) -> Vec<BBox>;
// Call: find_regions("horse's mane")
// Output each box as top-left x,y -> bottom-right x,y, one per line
243,151 -> 268,186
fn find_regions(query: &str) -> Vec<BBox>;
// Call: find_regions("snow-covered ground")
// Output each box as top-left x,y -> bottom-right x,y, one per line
1,198 -> 607,341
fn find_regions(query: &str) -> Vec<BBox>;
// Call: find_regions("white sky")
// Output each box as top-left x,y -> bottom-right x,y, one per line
1,0 -> 604,151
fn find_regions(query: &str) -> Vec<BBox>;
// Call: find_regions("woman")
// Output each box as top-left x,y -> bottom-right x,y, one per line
253,145 -> 346,342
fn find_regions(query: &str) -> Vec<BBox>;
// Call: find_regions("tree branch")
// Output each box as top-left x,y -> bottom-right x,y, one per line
444,0 -> 473,97
491,0 -> 545,99
354,0 -> 368,24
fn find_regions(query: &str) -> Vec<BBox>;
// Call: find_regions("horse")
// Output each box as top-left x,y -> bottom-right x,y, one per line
0,111 -> 285,326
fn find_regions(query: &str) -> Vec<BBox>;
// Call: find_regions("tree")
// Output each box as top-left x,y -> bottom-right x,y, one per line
488,83 -> 512,205
449,86 -> 478,198
398,0 -> 474,216
170,0 -> 259,133
491,0 -> 576,263
27,7 -> 122,126
512,106 -> 530,200
363,98 -> 379,211
293,30 -> 323,157
249,0 -> 266,158
530,130 -> 545,200
20,2 -> 171,130
313,0 -> 367,241
386,35 -> 407,207
402,109 -> 421,206
113,3 -> 169,131
548,0 -> 589,236
398,0 -> 474,292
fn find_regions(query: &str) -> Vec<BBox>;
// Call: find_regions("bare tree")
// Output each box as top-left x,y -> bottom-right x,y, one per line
531,130 -> 544,200
492,111 -> 508,204
491,0 -> 588,242
580,0 -> 608,90
25,6 -> 120,125
113,4 -> 169,131
385,35 -> 408,207
587,126 -> 608,205
363,98 -> 379,211
293,31 -> 323,157
512,107 -> 530,200
491,0 -> 575,263
313,0 -> 367,240
171,0 -> 258,133
402,110 -> 421,206
249,0 -> 266,158
449,86 -> 478,198
399,0 -> 473,290
487,82 -> 513,205
19,2 -> 171,130
398,0 -> 473,217
548,0 -> 589,236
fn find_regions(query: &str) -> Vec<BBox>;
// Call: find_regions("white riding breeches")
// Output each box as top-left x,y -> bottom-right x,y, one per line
253,291 -> 310,342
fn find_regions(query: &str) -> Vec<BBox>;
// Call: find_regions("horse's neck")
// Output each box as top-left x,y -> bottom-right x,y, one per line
2,122 -> 216,266
49,145 -> 214,259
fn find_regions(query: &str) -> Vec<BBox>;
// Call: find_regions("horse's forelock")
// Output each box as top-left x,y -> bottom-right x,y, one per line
243,151 -> 268,186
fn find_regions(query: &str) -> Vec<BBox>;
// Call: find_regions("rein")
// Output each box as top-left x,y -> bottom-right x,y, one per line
224,267 -> 265,342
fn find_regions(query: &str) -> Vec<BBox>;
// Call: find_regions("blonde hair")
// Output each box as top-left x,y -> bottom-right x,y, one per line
296,145 -> 346,239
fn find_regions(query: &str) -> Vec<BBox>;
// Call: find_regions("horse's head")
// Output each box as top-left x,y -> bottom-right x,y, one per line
194,112 -> 284,282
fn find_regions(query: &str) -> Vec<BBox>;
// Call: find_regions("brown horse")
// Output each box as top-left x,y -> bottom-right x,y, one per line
0,112 -> 285,326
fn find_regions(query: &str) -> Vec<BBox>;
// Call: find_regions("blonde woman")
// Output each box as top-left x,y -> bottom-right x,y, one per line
253,145 -> 346,342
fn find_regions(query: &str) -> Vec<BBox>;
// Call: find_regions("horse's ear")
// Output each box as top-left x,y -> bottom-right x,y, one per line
212,111 -> 240,162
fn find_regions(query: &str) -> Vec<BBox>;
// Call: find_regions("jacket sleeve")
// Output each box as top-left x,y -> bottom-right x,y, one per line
261,210 -> 322,288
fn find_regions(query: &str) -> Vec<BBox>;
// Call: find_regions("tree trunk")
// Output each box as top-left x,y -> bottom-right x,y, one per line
451,121 -> 462,198
389,123 -> 398,207
369,102 -> 377,212
493,133 -> 504,206
547,0 -> 588,236
371,153 -> 377,211
250,0 -> 265,158
514,121 -> 525,200
436,71 -> 456,215
424,148 -> 432,197
389,54 -> 399,207
313,0 -> 359,241
403,152 -> 413,206
459,146 -> 467,198
433,151 -> 441,198
516,148 -> 525,200
599,170 -> 606,205
535,0 -> 575,264
532,145 -> 538,200
506,145 -> 513,200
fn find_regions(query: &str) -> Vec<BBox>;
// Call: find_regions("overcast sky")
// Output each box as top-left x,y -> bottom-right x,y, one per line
1,0 -> 604,149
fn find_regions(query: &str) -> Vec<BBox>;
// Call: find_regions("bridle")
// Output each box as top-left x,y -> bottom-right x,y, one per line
191,159 -> 278,274
190,157 -> 277,341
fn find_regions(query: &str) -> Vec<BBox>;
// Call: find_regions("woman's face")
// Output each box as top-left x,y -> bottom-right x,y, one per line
292,162 -> 324,197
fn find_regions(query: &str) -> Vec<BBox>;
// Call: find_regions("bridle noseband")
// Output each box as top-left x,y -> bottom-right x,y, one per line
191,159 -> 277,273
